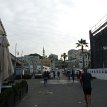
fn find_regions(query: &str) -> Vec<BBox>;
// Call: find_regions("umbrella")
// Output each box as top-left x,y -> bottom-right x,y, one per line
0,20 -> 14,93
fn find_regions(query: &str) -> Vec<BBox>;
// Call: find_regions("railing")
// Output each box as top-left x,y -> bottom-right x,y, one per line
88,68 -> 107,80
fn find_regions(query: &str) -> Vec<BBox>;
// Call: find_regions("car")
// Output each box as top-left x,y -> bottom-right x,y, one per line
34,71 -> 43,79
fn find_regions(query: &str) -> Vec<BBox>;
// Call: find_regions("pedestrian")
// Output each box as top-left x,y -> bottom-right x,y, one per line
43,71 -> 48,86
47,71 -> 50,79
71,69 -> 75,82
57,71 -> 60,79
52,70 -> 56,79
81,68 -> 93,107
78,70 -> 83,86
67,70 -> 71,80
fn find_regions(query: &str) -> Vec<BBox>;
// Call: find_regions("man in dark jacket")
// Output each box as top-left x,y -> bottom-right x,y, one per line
71,69 -> 75,82
81,68 -> 93,107
43,71 -> 48,86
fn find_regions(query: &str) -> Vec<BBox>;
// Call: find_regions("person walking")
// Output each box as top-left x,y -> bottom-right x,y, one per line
67,70 -> 71,80
57,71 -> 60,79
43,71 -> 48,86
81,68 -> 93,107
52,70 -> 56,79
78,70 -> 83,86
71,69 -> 75,82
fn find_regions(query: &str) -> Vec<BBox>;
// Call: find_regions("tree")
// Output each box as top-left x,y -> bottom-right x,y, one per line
61,53 -> 67,71
76,38 -> 88,69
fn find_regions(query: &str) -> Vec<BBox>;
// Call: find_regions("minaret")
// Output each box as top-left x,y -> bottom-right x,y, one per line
43,46 -> 45,58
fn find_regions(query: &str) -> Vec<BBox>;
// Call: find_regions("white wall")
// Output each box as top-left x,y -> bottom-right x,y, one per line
88,68 -> 107,80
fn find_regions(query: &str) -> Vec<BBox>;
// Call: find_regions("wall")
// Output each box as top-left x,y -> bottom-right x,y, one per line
88,68 -> 107,80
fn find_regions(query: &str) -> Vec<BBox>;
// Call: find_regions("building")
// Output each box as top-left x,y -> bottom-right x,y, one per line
41,57 -> 51,67
48,54 -> 58,70
68,49 -> 80,61
41,47 -> 51,67
78,51 -> 91,69
88,15 -> 107,80
89,15 -> 107,68
19,54 -> 43,74
68,49 -> 90,68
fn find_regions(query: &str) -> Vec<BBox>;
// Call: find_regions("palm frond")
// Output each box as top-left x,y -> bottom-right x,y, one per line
76,38 -> 88,48
76,43 -> 81,48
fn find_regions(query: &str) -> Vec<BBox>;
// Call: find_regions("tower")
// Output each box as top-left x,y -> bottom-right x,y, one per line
43,47 -> 45,58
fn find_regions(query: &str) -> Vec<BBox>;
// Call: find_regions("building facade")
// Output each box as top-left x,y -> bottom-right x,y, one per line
89,16 -> 107,68
22,55 -> 42,74
68,49 -> 90,69
48,54 -> 58,70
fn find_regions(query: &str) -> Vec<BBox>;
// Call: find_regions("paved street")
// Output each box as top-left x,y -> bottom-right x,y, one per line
16,74 -> 107,107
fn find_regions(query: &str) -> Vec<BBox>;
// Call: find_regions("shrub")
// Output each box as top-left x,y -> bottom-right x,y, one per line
0,80 -> 28,107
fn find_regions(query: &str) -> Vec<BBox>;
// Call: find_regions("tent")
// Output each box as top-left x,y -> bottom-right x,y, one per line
0,20 -> 14,93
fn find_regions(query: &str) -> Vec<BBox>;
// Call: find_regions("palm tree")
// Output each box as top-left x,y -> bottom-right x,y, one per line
61,53 -> 67,71
76,38 -> 88,69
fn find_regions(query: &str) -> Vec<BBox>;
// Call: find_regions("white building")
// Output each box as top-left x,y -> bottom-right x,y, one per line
79,52 -> 90,69
68,49 -> 90,68
22,55 -> 42,74
48,54 -> 58,70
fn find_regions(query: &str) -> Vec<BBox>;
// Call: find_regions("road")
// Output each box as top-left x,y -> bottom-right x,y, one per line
16,74 -> 107,107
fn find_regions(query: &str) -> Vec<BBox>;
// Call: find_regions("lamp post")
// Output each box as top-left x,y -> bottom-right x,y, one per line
21,51 -> 23,80
14,43 -> 17,79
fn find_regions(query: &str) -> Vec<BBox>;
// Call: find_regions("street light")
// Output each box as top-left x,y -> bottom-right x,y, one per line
21,51 -> 23,80
14,43 -> 17,79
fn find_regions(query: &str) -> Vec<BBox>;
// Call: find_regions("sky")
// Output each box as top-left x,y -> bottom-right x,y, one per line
0,0 -> 107,59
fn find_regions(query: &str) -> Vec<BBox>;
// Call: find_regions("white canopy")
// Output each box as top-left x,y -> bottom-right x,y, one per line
0,20 -> 14,93
0,36 -> 14,80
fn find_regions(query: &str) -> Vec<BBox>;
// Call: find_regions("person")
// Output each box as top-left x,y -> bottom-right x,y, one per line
67,70 -> 71,80
71,69 -> 75,82
57,71 -> 60,79
43,71 -> 48,86
78,70 -> 83,86
52,70 -> 56,79
47,71 -> 50,79
81,68 -> 93,107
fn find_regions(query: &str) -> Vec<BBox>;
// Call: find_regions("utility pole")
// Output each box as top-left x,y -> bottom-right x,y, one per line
21,51 -> 23,80
14,43 -> 17,79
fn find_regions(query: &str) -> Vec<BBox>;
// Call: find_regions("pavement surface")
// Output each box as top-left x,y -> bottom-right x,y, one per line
16,73 -> 107,107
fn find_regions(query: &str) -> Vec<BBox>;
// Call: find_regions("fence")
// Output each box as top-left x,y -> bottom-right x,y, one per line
88,68 -> 107,80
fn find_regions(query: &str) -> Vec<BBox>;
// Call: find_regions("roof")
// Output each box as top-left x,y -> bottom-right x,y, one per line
0,19 -> 6,35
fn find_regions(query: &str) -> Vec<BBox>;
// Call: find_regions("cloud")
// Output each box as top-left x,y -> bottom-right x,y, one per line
0,0 -> 107,58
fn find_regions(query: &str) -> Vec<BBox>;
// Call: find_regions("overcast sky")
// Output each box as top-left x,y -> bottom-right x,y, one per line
0,0 -> 107,58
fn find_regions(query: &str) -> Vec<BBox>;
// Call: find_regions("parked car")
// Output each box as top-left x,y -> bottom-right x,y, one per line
34,71 -> 43,79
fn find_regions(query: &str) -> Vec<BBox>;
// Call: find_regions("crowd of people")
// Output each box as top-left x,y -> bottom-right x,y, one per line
42,70 -> 61,86
42,68 -> 93,107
